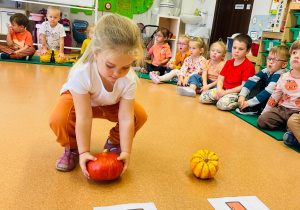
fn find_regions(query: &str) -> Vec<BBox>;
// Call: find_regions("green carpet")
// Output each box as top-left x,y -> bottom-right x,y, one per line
0,56 -> 73,67
135,72 -> 177,85
284,142 -> 300,153
230,110 -> 285,141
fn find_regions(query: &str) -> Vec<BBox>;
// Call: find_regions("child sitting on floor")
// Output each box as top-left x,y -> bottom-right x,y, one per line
165,34 -> 190,80
149,37 -> 207,86
0,13 -> 35,60
200,34 -> 255,110
258,40 -> 300,147
79,23 -> 95,57
40,6 -> 66,64
177,39 -> 226,97
141,27 -> 173,76
236,45 -> 289,115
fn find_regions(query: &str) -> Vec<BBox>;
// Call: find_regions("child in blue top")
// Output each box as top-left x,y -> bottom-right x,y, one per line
236,45 -> 289,115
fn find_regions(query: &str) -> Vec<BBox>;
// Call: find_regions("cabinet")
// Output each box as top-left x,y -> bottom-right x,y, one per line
156,15 -> 181,60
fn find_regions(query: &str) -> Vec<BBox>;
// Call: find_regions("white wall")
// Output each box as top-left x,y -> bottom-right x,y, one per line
180,0 -> 216,30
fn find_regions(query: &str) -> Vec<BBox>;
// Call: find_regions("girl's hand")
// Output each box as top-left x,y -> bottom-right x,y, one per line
183,77 -> 189,86
201,85 -> 210,93
157,61 -> 162,66
117,152 -> 130,176
58,52 -> 65,61
168,63 -> 174,69
177,77 -> 184,86
79,152 -> 97,179
41,48 -> 48,56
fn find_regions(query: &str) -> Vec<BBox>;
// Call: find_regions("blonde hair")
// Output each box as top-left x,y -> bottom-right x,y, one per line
47,6 -> 60,15
189,37 -> 207,56
178,34 -> 191,44
210,39 -> 227,55
86,23 -> 95,35
70,14 -> 143,80
269,45 -> 290,61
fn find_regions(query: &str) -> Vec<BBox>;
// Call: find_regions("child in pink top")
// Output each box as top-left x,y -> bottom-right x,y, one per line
149,37 -> 207,86
177,39 -> 226,97
142,27 -> 173,76
258,39 -> 300,146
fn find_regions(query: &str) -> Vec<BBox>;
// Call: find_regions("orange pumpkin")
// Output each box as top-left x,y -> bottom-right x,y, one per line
87,149 -> 123,181
190,150 -> 219,179
284,80 -> 298,91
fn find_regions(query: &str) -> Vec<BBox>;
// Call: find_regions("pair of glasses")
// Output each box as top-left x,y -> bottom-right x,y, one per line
267,57 -> 286,63
177,42 -> 188,46
155,34 -> 163,38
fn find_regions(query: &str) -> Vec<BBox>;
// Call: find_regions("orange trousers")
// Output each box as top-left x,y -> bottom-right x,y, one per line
49,91 -> 147,149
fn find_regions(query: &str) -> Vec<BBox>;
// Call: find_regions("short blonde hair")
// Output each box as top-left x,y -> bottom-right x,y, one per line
178,34 -> 191,44
47,6 -> 60,15
210,39 -> 227,55
270,45 -> 290,61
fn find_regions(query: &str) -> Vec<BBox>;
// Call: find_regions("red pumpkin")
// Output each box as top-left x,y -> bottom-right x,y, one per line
87,149 -> 123,181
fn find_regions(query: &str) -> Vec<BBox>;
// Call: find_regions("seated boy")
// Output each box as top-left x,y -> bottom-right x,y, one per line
0,13 -> 35,60
200,34 -> 255,110
236,45 -> 289,115
40,6 -> 66,64
258,39 -> 300,146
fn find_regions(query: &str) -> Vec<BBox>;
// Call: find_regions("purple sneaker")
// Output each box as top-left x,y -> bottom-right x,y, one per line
149,71 -> 161,84
104,139 -> 121,155
55,148 -> 79,172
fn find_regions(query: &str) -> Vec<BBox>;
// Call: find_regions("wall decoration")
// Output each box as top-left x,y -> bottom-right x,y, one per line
249,15 -> 276,40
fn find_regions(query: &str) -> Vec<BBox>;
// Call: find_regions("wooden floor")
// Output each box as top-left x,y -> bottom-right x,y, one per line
1,61 -> 300,210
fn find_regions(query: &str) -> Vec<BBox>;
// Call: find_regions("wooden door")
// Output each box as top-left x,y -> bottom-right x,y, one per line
210,0 -> 254,46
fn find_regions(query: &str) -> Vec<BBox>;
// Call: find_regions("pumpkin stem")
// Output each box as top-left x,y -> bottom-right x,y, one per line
103,149 -> 108,153
204,157 -> 210,163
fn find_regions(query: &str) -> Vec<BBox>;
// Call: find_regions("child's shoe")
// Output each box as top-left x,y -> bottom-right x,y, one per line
177,87 -> 196,97
235,107 -> 259,115
140,68 -> 148,74
283,132 -> 300,146
104,139 -> 121,155
1,53 -> 11,59
55,148 -> 79,172
149,71 -> 161,84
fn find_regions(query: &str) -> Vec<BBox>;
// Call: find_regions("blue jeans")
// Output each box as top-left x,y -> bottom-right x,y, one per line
188,74 -> 216,89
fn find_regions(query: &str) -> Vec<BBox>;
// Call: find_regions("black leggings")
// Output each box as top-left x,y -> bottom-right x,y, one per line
146,63 -> 167,76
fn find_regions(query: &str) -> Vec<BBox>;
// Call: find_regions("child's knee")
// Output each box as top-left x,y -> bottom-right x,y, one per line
200,89 -> 216,104
40,54 -> 50,63
55,57 -> 66,64
257,115 -> 267,128
287,114 -> 300,129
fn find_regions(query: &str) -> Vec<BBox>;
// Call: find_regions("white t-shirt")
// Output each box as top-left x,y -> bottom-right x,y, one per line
60,61 -> 137,106
39,21 -> 66,50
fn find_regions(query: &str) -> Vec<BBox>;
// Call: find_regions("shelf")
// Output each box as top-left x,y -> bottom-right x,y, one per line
246,55 -> 257,63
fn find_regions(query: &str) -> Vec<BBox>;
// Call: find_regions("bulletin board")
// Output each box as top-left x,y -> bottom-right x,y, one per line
249,15 -> 276,40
